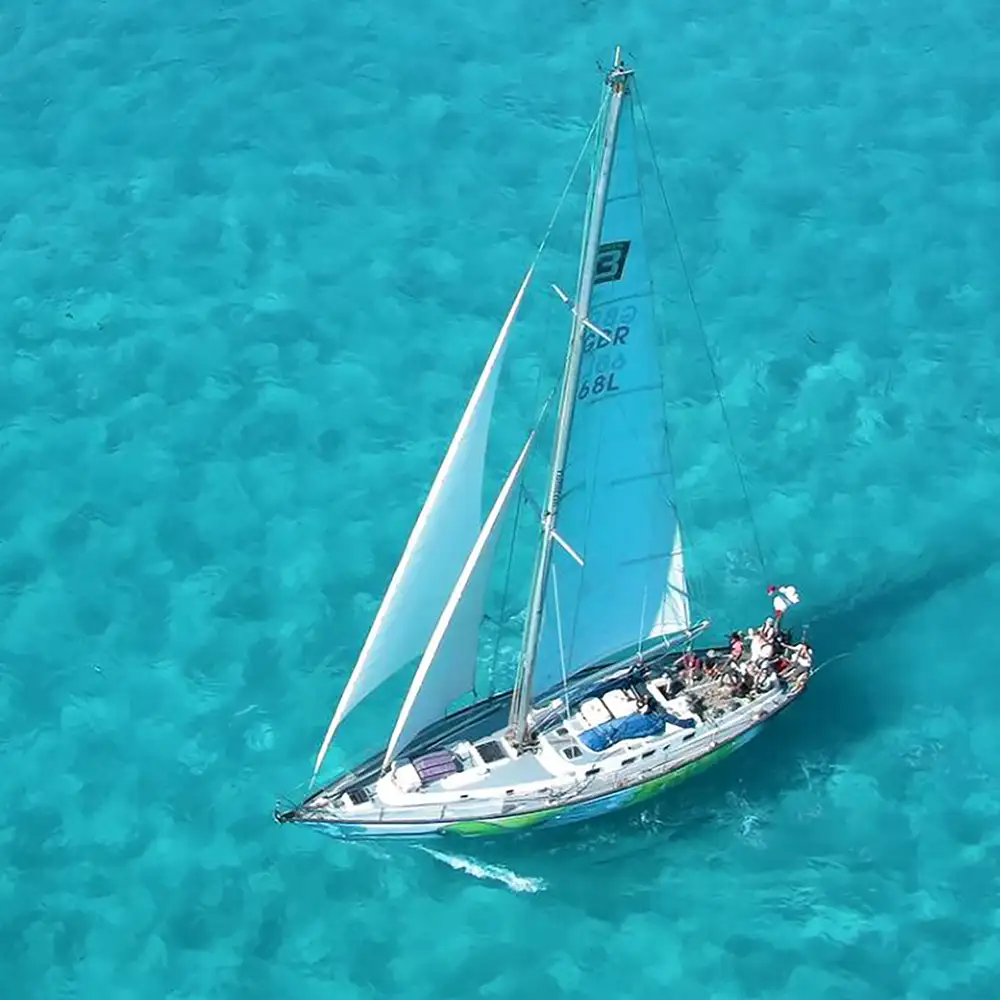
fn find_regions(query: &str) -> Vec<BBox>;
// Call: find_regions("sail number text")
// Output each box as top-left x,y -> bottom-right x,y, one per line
578,304 -> 636,401
577,372 -> 619,399
594,240 -> 631,285
582,324 -> 629,354
578,332 -> 625,398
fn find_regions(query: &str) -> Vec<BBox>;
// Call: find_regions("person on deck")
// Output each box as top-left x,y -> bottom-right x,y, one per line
761,617 -> 777,643
749,629 -> 774,666
728,631 -> 744,664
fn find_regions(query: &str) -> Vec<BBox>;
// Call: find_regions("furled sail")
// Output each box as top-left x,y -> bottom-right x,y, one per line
311,266 -> 534,781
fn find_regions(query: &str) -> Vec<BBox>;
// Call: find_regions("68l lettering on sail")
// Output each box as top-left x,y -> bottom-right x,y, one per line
577,372 -> 619,399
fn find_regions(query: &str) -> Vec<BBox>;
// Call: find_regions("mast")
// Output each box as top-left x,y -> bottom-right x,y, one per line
508,48 -> 634,749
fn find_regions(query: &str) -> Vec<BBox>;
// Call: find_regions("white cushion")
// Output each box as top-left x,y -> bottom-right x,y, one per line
581,697 -> 612,727
393,762 -> 422,794
603,688 -> 639,719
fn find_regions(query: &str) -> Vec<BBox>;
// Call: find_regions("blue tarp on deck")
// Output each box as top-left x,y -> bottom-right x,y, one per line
579,712 -> 667,752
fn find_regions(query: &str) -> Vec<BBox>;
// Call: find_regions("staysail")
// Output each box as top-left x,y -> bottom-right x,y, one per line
310,266 -> 534,781
382,429 -> 536,768
531,85 -> 690,699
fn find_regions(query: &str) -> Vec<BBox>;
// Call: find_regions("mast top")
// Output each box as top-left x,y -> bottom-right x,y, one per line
607,46 -> 634,90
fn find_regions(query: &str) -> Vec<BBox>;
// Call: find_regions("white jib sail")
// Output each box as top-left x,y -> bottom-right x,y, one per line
381,427 -> 537,770
310,265 -> 534,783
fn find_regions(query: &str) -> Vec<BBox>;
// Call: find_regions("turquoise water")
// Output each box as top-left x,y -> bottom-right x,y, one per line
3,0 -> 1000,996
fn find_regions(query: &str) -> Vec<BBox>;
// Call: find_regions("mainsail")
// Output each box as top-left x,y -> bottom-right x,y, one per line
517,69 -> 691,714
310,266 -> 534,781
382,429 -> 536,768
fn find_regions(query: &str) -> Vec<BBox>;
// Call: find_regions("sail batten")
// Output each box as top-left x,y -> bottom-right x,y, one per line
310,265 -> 534,782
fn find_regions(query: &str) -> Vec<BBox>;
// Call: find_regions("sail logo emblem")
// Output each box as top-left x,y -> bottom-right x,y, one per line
593,240 -> 630,284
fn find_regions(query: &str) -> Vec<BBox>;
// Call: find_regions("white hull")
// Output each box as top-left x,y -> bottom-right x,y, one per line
279,635 -> 812,840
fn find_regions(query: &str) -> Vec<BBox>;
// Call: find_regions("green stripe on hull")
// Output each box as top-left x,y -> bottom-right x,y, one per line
441,733 -> 750,837
628,737 -> 742,805
442,807 -> 564,837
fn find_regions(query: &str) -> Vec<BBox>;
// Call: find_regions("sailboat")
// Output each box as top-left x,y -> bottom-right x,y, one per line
276,50 -> 814,841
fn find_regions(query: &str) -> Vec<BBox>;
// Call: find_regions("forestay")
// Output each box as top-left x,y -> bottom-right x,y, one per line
533,90 -> 690,698
382,429 -> 537,768
311,266 -> 534,782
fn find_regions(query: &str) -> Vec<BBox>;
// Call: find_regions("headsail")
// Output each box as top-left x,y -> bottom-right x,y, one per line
531,80 -> 690,698
310,266 -> 534,782
382,429 -> 536,768
649,524 -> 690,642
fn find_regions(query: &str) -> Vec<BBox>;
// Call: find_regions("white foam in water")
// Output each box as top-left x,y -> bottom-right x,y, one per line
418,846 -> 547,894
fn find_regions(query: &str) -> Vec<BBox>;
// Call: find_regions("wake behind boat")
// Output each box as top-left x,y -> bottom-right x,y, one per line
276,50 -> 815,842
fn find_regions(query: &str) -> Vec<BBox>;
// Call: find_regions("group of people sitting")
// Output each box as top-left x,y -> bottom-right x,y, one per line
723,617 -> 813,697
720,619 -> 783,696
665,614 -> 812,702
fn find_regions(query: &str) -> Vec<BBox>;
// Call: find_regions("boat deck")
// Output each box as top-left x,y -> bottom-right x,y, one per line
459,748 -> 551,790
286,627 -> 813,829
